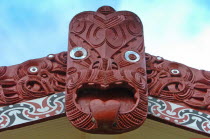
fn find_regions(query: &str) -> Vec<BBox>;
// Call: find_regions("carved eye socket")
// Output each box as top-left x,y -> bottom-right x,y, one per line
70,47 -> 87,60
124,51 -> 140,62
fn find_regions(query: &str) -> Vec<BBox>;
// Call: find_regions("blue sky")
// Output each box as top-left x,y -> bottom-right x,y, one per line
0,0 -> 210,70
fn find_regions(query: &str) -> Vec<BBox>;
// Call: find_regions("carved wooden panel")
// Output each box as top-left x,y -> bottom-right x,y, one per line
66,6 -> 147,134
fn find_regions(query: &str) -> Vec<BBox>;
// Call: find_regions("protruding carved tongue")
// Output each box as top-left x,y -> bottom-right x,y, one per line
90,99 -> 120,126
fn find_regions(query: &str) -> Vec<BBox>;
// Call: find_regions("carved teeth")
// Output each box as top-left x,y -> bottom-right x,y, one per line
115,81 -> 123,85
91,117 -> 96,123
100,84 -> 109,88
73,93 -> 77,99
88,83 -> 95,85
78,85 -> 83,88
134,92 -> 139,100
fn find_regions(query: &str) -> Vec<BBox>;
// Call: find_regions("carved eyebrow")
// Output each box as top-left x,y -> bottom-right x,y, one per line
123,37 -> 144,52
71,33 -> 101,58
110,37 -> 143,58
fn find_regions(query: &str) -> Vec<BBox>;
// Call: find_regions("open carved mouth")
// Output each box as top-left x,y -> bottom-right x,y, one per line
75,82 -> 138,114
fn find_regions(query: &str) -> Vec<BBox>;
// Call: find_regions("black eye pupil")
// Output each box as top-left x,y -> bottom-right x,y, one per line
129,54 -> 137,60
124,51 -> 140,62
74,51 -> 83,57
70,47 -> 87,60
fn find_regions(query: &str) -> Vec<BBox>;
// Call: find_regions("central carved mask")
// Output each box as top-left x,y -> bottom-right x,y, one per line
66,6 -> 148,134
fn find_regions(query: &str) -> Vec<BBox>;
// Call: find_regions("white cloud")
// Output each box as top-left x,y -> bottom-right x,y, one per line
119,0 -> 210,70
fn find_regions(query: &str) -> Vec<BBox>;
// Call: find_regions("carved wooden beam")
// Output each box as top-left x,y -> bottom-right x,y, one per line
1,51 -> 210,135
146,53 -> 210,112
0,6 -> 210,135
0,52 -> 66,105
0,92 -> 210,135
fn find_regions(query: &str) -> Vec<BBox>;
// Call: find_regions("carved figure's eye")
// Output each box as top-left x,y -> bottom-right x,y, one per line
124,51 -> 140,62
28,66 -> 39,74
170,69 -> 180,75
70,47 -> 88,60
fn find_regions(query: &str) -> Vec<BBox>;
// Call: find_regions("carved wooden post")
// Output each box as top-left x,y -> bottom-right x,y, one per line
66,6 -> 148,134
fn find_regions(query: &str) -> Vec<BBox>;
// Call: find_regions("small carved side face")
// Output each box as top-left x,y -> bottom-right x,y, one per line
146,54 -> 194,101
15,52 -> 67,99
66,6 -> 147,134
0,52 -> 67,105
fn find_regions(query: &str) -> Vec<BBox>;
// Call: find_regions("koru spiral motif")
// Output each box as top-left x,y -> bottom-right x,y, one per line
0,6 -> 210,134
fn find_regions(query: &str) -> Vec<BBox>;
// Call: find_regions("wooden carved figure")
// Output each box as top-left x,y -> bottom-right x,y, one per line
66,6 -> 147,134
0,6 -> 210,135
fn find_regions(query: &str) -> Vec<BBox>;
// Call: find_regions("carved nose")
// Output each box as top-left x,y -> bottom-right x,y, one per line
103,58 -> 119,70
102,58 -> 108,70
92,58 -> 118,70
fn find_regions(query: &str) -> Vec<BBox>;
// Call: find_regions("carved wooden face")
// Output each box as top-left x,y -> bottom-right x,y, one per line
66,6 -> 148,134
146,54 -> 194,101
15,52 -> 67,99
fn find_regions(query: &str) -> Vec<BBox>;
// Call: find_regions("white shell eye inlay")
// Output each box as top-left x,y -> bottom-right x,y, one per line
29,66 -> 38,73
48,54 -> 54,58
171,69 -> 180,75
156,56 -> 163,61
124,51 -> 140,62
70,47 -> 87,60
